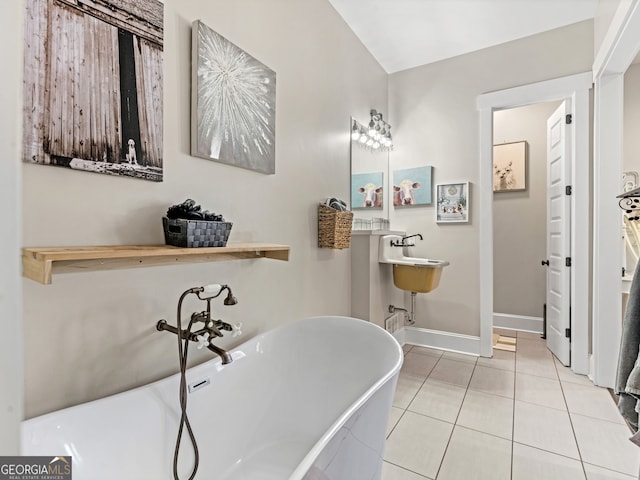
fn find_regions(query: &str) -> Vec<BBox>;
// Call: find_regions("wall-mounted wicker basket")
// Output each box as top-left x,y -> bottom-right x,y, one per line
318,204 -> 353,249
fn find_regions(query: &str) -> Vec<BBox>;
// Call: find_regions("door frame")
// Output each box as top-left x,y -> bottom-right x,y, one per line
477,72 -> 592,376
592,1 -> 640,388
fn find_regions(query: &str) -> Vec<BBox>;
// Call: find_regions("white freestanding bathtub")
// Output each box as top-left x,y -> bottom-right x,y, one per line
22,316 -> 403,480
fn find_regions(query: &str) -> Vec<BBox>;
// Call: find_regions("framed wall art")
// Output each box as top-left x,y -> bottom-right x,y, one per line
351,172 -> 384,209
393,166 -> 433,206
436,182 -> 469,223
493,141 -> 527,192
23,0 -> 164,182
191,20 -> 276,174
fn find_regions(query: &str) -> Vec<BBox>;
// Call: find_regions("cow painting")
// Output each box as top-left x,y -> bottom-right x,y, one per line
394,180 -> 421,206
358,183 -> 383,208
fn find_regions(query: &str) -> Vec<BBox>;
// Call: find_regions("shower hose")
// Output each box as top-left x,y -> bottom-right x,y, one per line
173,290 -> 201,480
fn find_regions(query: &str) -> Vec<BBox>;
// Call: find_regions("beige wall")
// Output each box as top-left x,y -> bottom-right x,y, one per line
19,0 -> 387,418
493,102 -> 561,318
0,0 -> 24,454
388,21 -> 593,336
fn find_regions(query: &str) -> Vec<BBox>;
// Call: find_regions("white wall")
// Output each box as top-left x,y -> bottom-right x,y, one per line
624,62 -> 640,174
388,21 -> 593,336
594,0 -> 630,55
18,0 -> 388,418
623,62 -> 640,275
0,0 -> 24,455
493,101 -> 561,318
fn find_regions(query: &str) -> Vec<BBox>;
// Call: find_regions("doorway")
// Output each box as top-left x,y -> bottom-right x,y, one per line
477,72 -> 592,376
492,101 -> 562,355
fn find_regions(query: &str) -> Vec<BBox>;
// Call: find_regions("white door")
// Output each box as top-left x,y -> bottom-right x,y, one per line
545,101 -> 572,365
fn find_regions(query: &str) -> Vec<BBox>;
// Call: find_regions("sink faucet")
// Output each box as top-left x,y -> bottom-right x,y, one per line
391,233 -> 423,247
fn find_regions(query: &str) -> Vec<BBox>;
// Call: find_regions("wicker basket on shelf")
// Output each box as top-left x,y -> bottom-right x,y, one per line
318,204 -> 353,249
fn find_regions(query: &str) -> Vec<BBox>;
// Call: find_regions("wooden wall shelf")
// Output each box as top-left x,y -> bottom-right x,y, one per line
22,243 -> 290,285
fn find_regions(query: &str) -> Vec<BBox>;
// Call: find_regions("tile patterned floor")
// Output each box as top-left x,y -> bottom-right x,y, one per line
383,330 -> 640,480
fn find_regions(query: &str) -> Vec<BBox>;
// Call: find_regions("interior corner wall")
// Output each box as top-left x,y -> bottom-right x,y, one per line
17,0 -> 388,418
594,0 -> 629,56
388,20 -> 593,337
492,102 -> 561,319
0,0 -> 23,454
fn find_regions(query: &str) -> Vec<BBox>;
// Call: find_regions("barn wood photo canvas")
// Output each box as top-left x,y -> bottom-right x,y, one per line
23,0 -> 164,182
191,20 -> 276,175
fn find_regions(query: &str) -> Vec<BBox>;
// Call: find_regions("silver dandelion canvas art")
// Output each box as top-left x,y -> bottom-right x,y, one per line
191,20 -> 276,174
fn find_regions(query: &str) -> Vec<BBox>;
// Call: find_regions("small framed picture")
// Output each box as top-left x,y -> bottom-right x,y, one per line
436,182 -> 469,223
493,141 -> 527,192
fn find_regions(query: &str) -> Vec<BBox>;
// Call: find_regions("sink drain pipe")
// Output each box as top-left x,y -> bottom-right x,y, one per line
389,291 -> 417,325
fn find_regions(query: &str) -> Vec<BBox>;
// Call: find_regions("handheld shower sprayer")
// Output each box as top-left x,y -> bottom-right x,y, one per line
196,283 -> 238,306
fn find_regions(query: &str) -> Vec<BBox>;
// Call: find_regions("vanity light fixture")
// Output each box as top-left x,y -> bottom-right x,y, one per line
351,110 -> 393,152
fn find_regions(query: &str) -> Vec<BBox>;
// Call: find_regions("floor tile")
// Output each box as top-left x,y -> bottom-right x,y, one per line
512,442 -> 586,480
562,382 -> 625,424
516,354 -> 558,379
384,411 -> 453,479
436,426 -> 511,480
468,365 -> 515,398
554,356 -> 594,386
410,346 -> 444,358
401,352 -> 439,378
583,462 -> 637,480
571,413 -> 640,476
393,372 -> 425,409
516,337 -> 550,353
387,407 -> 404,438
408,379 -> 466,424
515,372 -> 566,410
517,331 -> 545,341
382,462 -> 432,480
513,400 -> 580,459
456,389 -> 513,440
390,333 -> 639,480
477,349 -> 516,372
441,351 -> 478,364
427,358 -> 475,388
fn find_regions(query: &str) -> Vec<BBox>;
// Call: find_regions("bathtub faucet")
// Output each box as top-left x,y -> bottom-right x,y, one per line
159,285 -> 239,480
156,284 -> 239,365
156,317 -> 235,364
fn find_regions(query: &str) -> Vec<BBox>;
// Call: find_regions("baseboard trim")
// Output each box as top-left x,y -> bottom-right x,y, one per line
403,326 -> 481,356
493,313 -> 543,334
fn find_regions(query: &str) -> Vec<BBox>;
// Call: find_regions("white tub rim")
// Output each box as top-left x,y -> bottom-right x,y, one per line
288,315 -> 403,479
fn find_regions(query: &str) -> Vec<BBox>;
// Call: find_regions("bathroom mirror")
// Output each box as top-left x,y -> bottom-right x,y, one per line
349,116 -> 390,226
